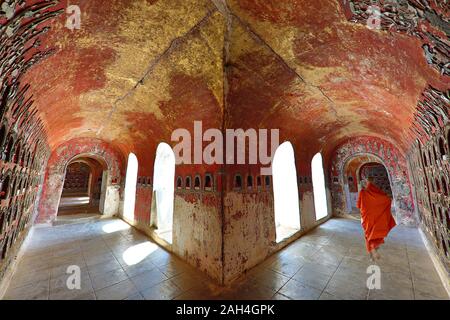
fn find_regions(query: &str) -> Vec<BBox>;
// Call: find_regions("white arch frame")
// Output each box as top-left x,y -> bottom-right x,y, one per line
123,153 -> 138,221
312,152 -> 329,221
152,142 -> 176,243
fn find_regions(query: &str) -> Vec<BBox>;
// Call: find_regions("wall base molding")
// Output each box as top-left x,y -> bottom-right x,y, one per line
418,227 -> 450,298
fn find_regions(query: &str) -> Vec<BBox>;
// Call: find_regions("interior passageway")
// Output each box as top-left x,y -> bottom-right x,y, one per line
1,0 -> 449,302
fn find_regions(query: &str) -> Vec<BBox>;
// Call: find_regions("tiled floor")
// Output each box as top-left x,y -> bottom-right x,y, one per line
2,217 -> 448,300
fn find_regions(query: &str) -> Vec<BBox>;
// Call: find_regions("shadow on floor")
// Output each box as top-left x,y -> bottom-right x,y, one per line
3,217 -> 449,300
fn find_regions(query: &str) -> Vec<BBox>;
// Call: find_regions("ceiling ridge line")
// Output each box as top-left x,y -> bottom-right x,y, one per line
229,11 -> 342,122
96,7 -> 218,136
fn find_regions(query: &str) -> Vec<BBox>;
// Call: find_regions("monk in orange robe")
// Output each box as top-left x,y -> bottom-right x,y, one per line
357,177 -> 396,260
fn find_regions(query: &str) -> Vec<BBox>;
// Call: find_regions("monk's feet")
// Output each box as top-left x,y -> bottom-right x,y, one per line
369,249 -> 381,261
373,249 -> 381,260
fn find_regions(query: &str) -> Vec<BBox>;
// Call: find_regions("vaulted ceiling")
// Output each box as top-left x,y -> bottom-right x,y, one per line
18,0 -> 449,165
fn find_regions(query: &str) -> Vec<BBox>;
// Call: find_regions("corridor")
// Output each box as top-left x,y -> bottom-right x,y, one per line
1,0 -> 449,303
3,218 -> 448,300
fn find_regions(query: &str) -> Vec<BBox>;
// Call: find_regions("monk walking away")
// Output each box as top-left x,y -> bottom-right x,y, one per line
357,177 -> 396,261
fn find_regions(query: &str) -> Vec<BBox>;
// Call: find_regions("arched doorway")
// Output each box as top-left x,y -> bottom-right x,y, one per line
37,138 -> 122,224
57,157 -> 106,219
312,152 -> 329,221
151,143 -> 175,244
342,156 -> 394,219
272,141 -> 301,242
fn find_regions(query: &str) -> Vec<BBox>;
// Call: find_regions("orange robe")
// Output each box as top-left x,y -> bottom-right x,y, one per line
357,183 -> 396,252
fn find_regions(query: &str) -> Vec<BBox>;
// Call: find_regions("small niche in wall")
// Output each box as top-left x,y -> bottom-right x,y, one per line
433,145 -> 439,163
439,137 -> 446,158
5,137 -> 14,162
264,175 -> 271,189
0,125 -> 6,148
0,174 -> 10,200
185,176 -> 191,190
234,174 -> 242,190
447,128 -> 450,156
13,143 -> 20,164
194,175 -> 201,190
247,175 -> 253,191
256,176 -> 262,190
204,174 -> 213,191
176,176 -> 183,190
435,178 -> 441,193
422,151 -> 428,166
441,176 -> 448,196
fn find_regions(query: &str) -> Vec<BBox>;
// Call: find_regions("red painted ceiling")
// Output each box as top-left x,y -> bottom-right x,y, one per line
20,0 -> 449,165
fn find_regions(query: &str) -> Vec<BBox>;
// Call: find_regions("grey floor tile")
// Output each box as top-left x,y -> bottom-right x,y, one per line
95,279 -> 139,300
278,279 -> 322,300
130,268 -> 168,292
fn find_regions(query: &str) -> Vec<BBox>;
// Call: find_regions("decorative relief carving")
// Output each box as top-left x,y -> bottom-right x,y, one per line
0,0 -> 62,280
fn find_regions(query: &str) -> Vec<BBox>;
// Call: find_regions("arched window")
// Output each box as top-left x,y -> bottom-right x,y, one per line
152,143 -> 175,243
312,152 -> 329,221
272,142 -> 301,242
123,153 -> 138,221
